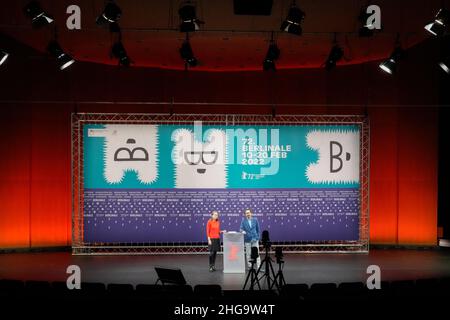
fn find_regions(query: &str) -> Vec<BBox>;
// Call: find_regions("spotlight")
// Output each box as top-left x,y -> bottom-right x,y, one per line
96,1 -> 122,25
179,41 -> 198,67
379,47 -> 405,75
263,43 -> 280,71
111,41 -> 131,67
179,2 -> 204,32
425,8 -> 450,36
324,45 -> 344,70
0,51 -> 9,66
439,56 -> 450,74
47,41 -> 75,70
24,1 -> 54,28
280,3 -> 305,36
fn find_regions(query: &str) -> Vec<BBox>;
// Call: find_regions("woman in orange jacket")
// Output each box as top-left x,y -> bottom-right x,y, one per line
206,210 -> 226,272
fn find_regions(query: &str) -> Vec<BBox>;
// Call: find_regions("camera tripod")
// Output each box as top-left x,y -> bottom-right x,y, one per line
242,257 -> 261,290
270,257 -> 286,290
255,245 -> 280,291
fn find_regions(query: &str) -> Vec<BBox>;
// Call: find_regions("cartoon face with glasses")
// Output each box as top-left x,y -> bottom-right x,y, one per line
172,129 -> 227,188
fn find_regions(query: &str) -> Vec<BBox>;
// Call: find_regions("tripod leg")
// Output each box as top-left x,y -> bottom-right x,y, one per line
255,259 -> 264,274
271,270 -> 285,290
243,261 -> 258,290
269,274 -> 277,290
243,267 -> 252,290
265,259 -> 271,289
279,272 -> 286,287
251,270 -> 256,290
254,271 -> 261,290
268,261 -> 279,291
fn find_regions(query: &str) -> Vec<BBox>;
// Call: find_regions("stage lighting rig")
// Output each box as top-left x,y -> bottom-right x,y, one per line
0,51 -> 9,66
96,1 -> 122,25
379,46 -> 405,75
179,1 -> 204,32
280,1 -> 305,36
111,41 -> 131,67
425,8 -> 450,37
47,41 -> 75,70
263,43 -> 280,71
324,44 -> 344,70
23,1 -> 54,29
439,55 -> 450,74
179,40 -> 198,68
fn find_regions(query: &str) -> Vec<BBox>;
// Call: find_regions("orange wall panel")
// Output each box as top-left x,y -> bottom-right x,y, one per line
29,105 -> 71,247
369,107 -> 399,244
0,108 -> 32,248
397,108 -> 438,245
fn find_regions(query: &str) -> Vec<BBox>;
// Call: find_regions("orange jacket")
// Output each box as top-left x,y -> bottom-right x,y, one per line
206,219 -> 220,239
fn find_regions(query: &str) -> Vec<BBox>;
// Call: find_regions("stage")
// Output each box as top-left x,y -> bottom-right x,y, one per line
1,249 -> 449,289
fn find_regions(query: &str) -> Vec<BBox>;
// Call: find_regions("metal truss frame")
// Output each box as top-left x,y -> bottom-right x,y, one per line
72,113 -> 370,255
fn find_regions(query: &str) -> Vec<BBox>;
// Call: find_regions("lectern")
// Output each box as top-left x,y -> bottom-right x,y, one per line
223,231 -> 245,273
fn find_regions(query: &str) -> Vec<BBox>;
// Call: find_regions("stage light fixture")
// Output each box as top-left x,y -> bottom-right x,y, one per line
111,41 -> 130,67
47,41 -> 75,70
179,40 -> 198,67
425,8 -> 450,36
96,1 -> 122,25
324,44 -> 344,70
179,2 -> 204,32
280,2 -> 305,36
263,43 -> 280,71
379,47 -> 405,75
24,1 -> 54,28
439,56 -> 450,74
0,51 -> 9,66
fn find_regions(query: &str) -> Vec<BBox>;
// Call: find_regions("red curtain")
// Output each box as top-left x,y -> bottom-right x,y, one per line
0,104 -> 71,247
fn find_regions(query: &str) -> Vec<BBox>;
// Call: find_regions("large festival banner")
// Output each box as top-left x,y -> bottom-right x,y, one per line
82,123 -> 361,243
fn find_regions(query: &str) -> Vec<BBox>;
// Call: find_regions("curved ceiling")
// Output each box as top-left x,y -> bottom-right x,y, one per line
0,0 -> 443,71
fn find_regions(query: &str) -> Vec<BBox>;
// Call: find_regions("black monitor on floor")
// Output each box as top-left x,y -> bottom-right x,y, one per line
155,267 -> 187,285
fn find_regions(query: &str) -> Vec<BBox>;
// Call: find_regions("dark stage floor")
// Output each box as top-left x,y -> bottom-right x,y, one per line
1,249 -> 450,289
